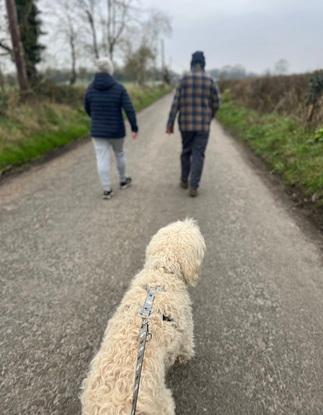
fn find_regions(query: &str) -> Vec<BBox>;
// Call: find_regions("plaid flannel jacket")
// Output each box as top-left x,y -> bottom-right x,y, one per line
167,70 -> 220,132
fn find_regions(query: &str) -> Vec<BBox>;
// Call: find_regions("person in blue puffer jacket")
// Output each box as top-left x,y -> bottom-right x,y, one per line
84,57 -> 138,199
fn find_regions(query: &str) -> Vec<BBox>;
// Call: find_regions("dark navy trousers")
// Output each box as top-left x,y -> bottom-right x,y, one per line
180,131 -> 209,189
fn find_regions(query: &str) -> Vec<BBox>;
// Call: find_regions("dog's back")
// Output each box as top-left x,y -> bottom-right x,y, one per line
81,277 -> 189,414
81,220 -> 205,415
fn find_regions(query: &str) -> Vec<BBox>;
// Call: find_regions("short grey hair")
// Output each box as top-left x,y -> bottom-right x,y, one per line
96,57 -> 114,74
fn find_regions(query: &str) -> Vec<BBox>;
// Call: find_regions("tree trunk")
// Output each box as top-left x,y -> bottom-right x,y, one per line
86,10 -> 99,59
109,42 -> 115,63
69,34 -> 77,85
5,0 -> 29,95
307,103 -> 316,123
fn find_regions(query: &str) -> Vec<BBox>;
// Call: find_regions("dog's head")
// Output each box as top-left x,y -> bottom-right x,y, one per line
145,219 -> 206,286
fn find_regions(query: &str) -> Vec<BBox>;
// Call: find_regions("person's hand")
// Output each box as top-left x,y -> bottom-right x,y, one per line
166,127 -> 174,135
132,132 -> 138,140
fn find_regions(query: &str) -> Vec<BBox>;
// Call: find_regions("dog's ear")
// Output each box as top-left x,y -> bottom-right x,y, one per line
180,224 -> 206,286
180,257 -> 201,287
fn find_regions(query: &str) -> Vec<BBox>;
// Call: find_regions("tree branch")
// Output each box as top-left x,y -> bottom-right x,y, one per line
0,40 -> 12,54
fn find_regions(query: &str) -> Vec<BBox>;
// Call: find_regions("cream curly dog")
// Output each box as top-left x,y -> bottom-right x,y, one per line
81,219 -> 206,415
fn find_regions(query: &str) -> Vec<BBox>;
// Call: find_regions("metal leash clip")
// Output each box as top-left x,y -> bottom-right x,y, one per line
139,289 -> 155,319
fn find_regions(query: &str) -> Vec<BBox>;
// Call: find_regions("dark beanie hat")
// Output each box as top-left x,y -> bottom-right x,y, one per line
191,51 -> 206,69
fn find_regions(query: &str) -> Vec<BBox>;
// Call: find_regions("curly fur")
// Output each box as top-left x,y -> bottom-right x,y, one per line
81,219 -> 206,415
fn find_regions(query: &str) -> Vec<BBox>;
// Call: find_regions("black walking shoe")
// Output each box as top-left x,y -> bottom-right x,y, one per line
189,188 -> 198,198
120,177 -> 132,189
180,180 -> 189,189
103,190 -> 113,200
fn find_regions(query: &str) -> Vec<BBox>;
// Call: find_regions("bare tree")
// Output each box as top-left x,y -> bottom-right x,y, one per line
142,9 -> 172,54
143,9 -> 172,77
78,0 -> 100,59
104,0 -> 136,63
64,5 -> 78,85
76,0 -> 136,63
38,0 -> 172,79
122,8 -> 172,82
45,0 -> 84,85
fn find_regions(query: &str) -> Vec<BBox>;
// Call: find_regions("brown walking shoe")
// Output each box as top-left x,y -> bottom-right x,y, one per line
180,180 -> 189,189
189,188 -> 198,197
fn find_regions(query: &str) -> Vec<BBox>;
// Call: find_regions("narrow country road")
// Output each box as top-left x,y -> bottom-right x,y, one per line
1,95 -> 323,415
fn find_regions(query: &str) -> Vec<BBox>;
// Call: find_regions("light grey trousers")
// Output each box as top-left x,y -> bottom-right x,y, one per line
92,138 -> 126,191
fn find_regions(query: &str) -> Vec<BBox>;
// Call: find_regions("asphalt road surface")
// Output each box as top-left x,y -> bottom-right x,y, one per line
1,95 -> 323,415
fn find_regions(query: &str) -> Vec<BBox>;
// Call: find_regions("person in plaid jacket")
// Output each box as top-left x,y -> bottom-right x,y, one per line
166,51 -> 220,197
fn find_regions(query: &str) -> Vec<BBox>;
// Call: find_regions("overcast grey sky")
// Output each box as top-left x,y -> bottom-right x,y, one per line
142,0 -> 323,74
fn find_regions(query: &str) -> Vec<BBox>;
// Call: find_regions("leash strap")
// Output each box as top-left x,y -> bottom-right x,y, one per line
130,289 -> 156,415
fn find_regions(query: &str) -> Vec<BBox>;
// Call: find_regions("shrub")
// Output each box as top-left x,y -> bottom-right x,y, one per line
220,72 -> 323,125
33,81 -> 84,106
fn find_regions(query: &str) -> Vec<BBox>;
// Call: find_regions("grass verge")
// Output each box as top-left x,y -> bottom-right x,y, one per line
218,94 -> 323,208
0,84 -> 171,174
